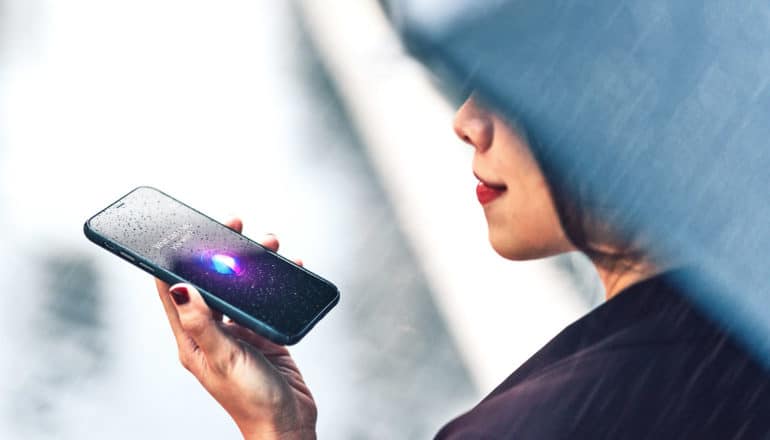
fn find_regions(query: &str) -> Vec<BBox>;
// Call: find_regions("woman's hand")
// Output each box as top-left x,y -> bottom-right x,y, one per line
155,218 -> 317,440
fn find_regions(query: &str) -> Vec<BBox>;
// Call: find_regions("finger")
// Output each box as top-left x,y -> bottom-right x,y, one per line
293,258 -> 304,267
168,283 -> 240,375
259,233 -> 280,252
155,277 -> 196,354
224,217 -> 243,233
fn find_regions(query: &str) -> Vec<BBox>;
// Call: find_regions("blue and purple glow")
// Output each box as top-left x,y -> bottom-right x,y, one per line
209,253 -> 244,275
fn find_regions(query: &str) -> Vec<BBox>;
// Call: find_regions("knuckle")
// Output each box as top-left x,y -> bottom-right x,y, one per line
210,346 -> 241,377
178,351 -> 194,371
179,309 -> 209,335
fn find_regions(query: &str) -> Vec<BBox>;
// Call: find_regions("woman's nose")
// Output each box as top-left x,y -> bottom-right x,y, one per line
453,96 -> 494,152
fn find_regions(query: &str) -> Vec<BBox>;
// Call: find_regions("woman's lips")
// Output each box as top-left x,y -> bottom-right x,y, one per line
476,181 -> 506,205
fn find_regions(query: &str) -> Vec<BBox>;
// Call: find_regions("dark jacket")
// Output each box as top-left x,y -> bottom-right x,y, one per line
436,269 -> 770,439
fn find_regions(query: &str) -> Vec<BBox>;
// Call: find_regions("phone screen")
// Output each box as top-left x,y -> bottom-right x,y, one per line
86,187 -> 339,342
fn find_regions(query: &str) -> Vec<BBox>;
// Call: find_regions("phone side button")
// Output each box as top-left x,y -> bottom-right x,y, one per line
119,251 -> 136,262
138,262 -> 155,273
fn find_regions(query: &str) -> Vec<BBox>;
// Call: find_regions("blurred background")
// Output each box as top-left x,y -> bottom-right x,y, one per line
0,0 -> 602,438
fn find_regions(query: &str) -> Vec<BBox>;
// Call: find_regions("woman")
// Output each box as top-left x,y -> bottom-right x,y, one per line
154,94 -> 770,438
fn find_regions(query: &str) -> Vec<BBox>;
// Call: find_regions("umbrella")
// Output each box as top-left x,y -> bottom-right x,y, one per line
383,0 -> 770,366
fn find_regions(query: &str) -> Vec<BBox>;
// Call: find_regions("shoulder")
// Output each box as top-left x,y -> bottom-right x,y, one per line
439,335 -> 770,439
437,269 -> 770,439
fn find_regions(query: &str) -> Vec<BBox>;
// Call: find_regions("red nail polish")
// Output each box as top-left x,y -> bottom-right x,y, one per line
170,286 -> 189,305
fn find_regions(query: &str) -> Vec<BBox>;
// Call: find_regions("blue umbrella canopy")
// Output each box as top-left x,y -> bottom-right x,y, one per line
385,0 -> 770,366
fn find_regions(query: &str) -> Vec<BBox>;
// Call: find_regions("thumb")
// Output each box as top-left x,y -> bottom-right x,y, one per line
168,283 -> 240,375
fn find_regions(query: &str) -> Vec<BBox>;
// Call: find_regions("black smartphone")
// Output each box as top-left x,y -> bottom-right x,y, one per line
84,186 -> 340,345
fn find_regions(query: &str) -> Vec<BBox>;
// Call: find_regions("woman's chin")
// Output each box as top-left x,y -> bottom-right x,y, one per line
488,233 -> 558,261
488,235 -> 526,260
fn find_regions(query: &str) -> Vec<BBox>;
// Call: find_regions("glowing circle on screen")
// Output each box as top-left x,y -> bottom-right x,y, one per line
210,253 -> 243,275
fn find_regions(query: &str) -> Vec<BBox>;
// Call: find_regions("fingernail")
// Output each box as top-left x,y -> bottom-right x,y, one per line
170,285 -> 189,305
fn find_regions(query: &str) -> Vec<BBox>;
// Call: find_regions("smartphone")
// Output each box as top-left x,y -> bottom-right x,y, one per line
84,186 -> 340,345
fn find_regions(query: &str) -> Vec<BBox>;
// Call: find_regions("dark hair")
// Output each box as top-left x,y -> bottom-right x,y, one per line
547,174 -> 647,270
517,121 -> 648,271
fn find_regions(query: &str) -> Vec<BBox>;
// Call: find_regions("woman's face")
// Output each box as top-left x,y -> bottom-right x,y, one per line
453,94 -> 575,260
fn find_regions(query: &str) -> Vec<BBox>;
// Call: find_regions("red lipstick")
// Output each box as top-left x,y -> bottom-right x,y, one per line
476,181 -> 506,205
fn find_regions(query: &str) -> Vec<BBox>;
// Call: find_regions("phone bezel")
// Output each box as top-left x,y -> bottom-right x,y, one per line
83,185 -> 340,345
